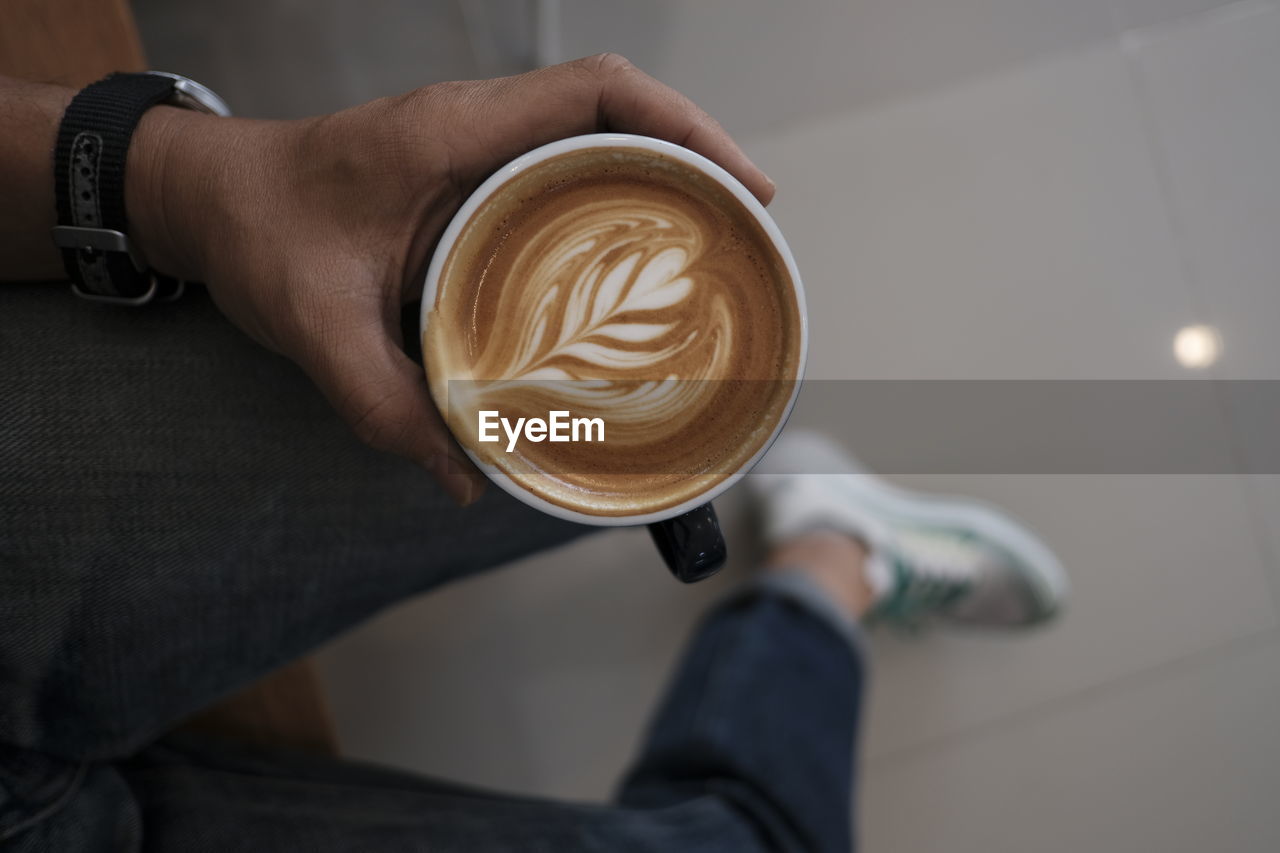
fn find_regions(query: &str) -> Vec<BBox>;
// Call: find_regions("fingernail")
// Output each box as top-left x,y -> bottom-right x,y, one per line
446,471 -> 483,507
425,454 -> 485,507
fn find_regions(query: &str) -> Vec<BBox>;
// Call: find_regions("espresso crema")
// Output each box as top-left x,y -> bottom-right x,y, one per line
426,146 -> 802,516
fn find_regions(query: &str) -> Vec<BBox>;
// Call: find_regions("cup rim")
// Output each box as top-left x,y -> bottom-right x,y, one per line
419,132 -> 808,527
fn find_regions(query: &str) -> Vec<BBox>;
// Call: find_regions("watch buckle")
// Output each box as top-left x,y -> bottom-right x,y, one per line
52,225 -> 147,272
70,276 -> 158,306
53,225 -> 184,306
68,276 -> 186,306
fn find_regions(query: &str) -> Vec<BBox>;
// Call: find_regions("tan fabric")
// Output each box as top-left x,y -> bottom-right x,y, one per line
0,0 -> 146,87
180,658 -> 340,757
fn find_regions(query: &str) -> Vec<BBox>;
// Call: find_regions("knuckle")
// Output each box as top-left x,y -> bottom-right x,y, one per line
346,386 -> 414,454
399,81 -> 473,135
578,52 -> 634,78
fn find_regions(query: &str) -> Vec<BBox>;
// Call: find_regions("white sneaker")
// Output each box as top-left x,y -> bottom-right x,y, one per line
749,429 -> 1067,628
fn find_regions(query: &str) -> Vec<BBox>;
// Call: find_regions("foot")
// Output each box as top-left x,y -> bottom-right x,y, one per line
750,429 -> 1067,628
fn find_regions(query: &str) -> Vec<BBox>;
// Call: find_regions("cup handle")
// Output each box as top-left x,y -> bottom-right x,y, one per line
647,503 -> 727,584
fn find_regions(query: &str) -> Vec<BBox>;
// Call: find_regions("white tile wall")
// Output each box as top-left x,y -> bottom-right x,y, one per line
559,0 -> 1121,135
1123,1 -> 1280,381
860,631 -> 1280,852
858,474 -> 1276,760
739,42 -> 1203,380
1122,2 -> 1280,596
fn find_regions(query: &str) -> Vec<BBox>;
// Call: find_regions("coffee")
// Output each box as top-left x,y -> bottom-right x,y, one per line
425,145 -> 802,517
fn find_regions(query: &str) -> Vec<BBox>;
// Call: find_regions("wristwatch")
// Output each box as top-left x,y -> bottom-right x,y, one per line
51,71 -> 231,306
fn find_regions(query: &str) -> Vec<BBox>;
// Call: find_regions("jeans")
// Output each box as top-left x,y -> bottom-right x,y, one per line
0,284 -> 864,852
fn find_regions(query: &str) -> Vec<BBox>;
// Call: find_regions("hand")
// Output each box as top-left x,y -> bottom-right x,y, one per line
127,54 -> 775,505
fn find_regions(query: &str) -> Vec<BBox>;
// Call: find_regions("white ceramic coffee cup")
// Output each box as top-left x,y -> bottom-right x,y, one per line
420,133 -> 807,527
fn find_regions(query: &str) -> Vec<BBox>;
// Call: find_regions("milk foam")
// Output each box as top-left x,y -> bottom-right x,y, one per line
471,202 -> 731,389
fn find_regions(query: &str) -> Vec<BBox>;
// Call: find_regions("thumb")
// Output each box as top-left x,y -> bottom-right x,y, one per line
302,314 -> 486,506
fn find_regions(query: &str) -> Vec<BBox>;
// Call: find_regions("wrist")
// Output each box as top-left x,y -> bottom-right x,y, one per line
125,104 -> 219,282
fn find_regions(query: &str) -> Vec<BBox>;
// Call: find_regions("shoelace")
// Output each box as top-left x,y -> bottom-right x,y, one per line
871,528 -> 985,629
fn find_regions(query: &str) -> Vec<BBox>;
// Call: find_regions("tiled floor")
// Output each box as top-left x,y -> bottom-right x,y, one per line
135,1 -> 1280,849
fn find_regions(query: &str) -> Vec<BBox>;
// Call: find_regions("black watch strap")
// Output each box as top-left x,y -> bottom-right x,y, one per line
52,72 -> 184,304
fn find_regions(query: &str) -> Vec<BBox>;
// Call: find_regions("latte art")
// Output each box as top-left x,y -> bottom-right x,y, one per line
477,201 -> 731,384
426,146 -> 802,517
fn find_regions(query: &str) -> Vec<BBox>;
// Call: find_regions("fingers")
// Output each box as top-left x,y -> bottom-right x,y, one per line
586,54 -> 776,205
302,313 -> 486,506
450,54 -> 774,205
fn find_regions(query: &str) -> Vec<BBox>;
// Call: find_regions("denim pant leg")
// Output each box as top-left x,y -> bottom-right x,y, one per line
618,575 -> 865,852
0,285 -> 589,840
10,579 -> 863,853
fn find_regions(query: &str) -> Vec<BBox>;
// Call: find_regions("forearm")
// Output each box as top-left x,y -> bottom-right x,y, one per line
0,75 -> 73,280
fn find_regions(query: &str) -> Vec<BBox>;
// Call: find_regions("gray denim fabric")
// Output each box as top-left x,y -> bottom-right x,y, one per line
1,284 -> 587,819
1,283 -> 862,851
